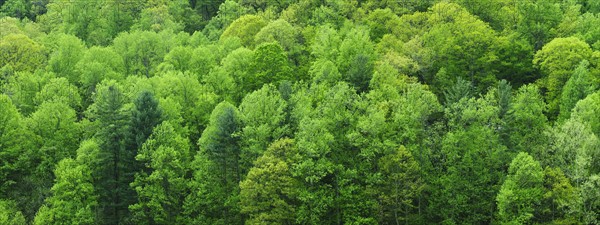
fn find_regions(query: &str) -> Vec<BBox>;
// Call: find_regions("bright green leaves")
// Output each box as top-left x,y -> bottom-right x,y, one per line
0,34 -> 46,72
377,146 -> 423,224
239,138 -> 299,225
238,84 -> 288,174
423,2 -> 498,93
497,152 -> 544,224
130,121 -> 190,224
34,77 -> 82,110
0,199 -> 26,225
46,34 -> 86,84
221,15 -> 267,47
113,30 -> 175,78
533,36 -> 593,118
559,60 -> 597,122
251,42 -> 292,90
34,158 -> 97,225
337,27 -> 375,93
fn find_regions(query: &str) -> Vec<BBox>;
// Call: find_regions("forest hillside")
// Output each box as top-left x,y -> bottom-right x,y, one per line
1,0 -> 600,224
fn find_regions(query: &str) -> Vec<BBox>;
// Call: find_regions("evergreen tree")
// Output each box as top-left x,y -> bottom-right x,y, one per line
127,90 -> 163,173
185,101 -> 242,224
90,81 -> 132,224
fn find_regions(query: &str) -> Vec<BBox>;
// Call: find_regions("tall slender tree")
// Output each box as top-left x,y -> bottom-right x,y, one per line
90,81 -> 132,224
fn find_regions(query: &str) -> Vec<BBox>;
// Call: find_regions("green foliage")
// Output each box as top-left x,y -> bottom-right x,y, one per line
533,36 -> 593,119
87,81 -> 133,224
239,138 -> 299,224
34,77 -> 82,110
0,199 -> 26,225
186,101 -> 242,224
113,30 -> 175,77
46,34 -> 86,84
238,84 -> 288,174
497,152 -> 544,224
0,33 -> 46,72
250,42 -> 292,90
128,91 -> 163,152
571,91 -> 600,137
221,14 -> 267,47
130,121 -> 190,224
505,84 -> 548,157
3,0 -> 600,224
378,146 -> 423,225
34,158 -> 97,225
559,60 -> 596,122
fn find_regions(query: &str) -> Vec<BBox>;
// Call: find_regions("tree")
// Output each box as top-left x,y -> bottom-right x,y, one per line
27,101 -> 80,177
423,2 -> 498,93
220,47 -> 255,101
46,33 -> 86,84
33,158 -> 97,225
546,119 -> 599,182
34,77 -> 82,110
129,121 -> 190,224
496,152 -> 544,224
337,26 -> 375,93
430,93 -> 506,224
238,84 -> 288,174
254,19 -> 303,65
0,94 -> 30,195
250,42 -> 292,90
559,60 -> 596,122
505,84 -> 548,157
538,167 -> 580,224
220,15 -> 267,47
2,69 -> 55,116
0,199 -> 26,225
0,34 -> 46,72
378,146 -> 423,225
113,30 -> 174,77
533,36 -> 592,119
570,91 -> 600,138
185,101 -> 242,224
88,81 -> 132,224
239,138 -> 299,225
128,91 -> 163,154
515,0 -> 563,50
202,0 -> 250,40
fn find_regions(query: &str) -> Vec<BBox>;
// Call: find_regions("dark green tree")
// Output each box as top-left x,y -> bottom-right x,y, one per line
184,101 -> 242,224
128,91 -> 163,156
88,81 -> 133,224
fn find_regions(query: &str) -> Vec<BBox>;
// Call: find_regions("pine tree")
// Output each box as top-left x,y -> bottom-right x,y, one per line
90,82 -> 132,224
185,101 -> 242,224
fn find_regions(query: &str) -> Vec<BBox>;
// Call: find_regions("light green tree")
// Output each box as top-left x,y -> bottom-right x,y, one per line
497,152 -> 544,224
533,37 -> 592,119
34,158 -> 97,225
239,138 -> 299,225
129,121 -> 190,224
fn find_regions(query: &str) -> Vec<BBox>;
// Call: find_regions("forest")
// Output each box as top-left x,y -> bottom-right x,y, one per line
0,0 -> 599,224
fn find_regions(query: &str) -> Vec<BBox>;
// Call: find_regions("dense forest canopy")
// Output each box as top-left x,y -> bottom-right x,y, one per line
1,0 -> 600,224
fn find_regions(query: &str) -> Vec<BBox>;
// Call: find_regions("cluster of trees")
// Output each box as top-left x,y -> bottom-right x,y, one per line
1,0 -> 600,224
